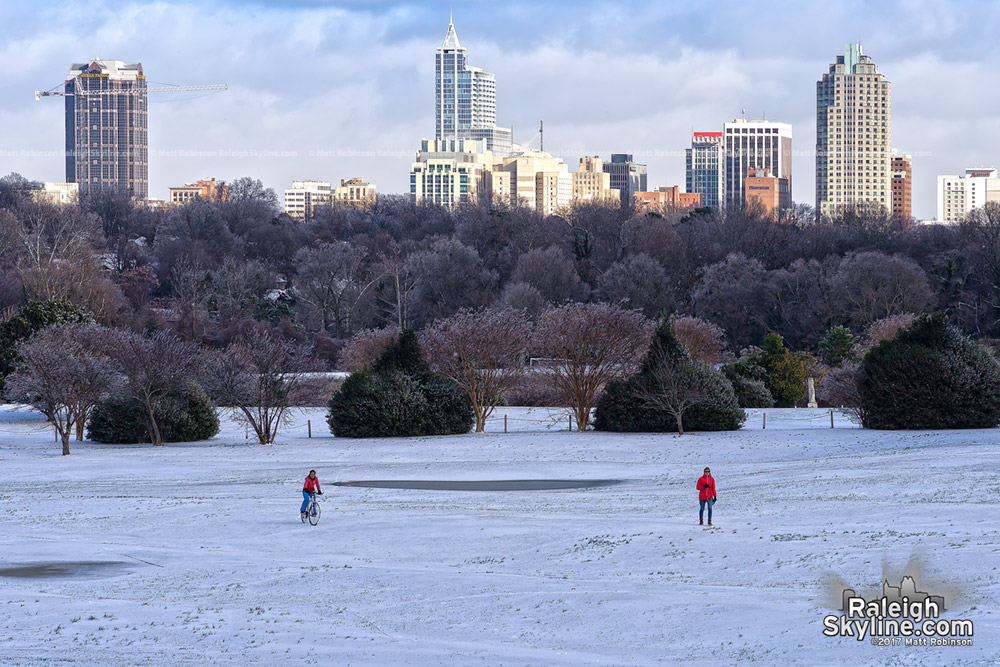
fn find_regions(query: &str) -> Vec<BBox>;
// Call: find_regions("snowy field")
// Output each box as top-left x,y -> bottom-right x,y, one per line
0,405 -> 997,666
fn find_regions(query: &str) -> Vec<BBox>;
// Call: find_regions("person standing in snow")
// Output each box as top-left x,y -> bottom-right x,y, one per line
697,467 -> 716,526
301,470 -> 322,519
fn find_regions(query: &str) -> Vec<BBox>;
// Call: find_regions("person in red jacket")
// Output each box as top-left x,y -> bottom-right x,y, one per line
301,470 -> 323,519
697,467 -> 716,526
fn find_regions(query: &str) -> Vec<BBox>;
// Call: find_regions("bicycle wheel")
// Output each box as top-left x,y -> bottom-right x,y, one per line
308,501 -> 321,526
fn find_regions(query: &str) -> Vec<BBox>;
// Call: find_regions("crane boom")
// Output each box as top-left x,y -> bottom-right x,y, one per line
35,83 -> 228,101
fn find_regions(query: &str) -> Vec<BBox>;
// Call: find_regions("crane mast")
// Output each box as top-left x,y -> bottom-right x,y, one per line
35,83 -> 228,101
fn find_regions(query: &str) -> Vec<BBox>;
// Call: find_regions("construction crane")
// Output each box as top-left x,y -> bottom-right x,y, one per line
35,82 -> 228,101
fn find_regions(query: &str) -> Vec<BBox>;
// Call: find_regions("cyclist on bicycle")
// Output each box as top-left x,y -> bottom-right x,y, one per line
301,470 -> 322,520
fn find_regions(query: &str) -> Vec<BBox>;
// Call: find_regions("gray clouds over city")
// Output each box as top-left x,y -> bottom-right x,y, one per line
2,0 -> 998,218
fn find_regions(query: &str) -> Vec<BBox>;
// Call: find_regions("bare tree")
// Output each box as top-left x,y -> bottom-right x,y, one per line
594,253 -> 671,316
826,252 -> 932,329
672,315 -> 729,365
636,348 -> 716,435
405,238 -> 498,327
510,246 -> 585,304
211,330 -> 312,444
533,303 -> 652,431
293,242 -> 381,338
373,244 -> 416,329
421,307 -> 531,432
818,361 -> 867,425
5,325 -> 120,455
861,312 -> 917,351
101,330 -> 204,447
691,253 -> 775,350
338,325 -> 400,372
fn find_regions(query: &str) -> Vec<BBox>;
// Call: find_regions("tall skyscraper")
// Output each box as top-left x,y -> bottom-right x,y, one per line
435,17 -> 512,157
816,43 -> 892,218
602,154 -> 647,207
891,153 -> 912,221
65,59 -> 148,199
686,132 -> 725,209
724,117 -> 792,211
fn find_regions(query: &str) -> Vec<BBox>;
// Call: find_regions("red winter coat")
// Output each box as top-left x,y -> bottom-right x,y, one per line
303,476 -> 321,493
697,475 -> 716,501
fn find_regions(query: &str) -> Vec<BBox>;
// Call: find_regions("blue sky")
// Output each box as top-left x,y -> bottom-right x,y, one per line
2,0 -> 999,218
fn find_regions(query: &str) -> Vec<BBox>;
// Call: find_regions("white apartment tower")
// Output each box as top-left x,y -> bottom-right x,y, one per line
724,117 -> 792,210
435,16 -> 512,157
816,43 -> 892,218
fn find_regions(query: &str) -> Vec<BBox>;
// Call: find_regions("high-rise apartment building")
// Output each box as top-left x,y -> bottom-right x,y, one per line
602,154 -> 647,208
410,138 -> 494,210
724,117 -> 792,211
936,168 -> 1000,223
686,132 -> 725,209
572,157 -> 619,204
816,43 -> 892,218
64,59 -> 148,199
435,18 -> 512,157
284,180 -> 332,220
891,153 -> 912,221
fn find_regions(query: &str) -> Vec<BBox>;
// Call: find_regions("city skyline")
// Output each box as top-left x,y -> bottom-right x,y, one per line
3,1 -> 1000,219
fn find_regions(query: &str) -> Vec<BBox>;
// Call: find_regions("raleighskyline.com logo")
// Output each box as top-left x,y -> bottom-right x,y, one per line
823,576 -> 973,646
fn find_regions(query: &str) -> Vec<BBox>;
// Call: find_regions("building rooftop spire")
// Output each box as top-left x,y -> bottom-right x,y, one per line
441,14 -> 461,50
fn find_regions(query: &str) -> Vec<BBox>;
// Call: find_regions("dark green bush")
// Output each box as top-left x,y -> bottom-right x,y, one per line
593,320 -> 745,433
327,330 -> 473,437
88,386 -> 220,443
860,313 -> 1000,429
0,300 -> 91,395
728,375 -> 775,409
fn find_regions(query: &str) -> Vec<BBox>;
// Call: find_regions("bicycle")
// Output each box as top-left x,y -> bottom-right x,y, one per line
301,492 -> 321,526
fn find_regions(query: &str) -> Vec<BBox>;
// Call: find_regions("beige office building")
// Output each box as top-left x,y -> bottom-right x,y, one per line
494,150 -> 572,216
334,178 -> 376,207
816,43 -> 892,218
284,180 -> 332,220
410,138 -> 494,210
572,156 -> 619,205
168,178 -> 228,205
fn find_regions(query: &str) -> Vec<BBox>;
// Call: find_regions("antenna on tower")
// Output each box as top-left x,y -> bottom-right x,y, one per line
539,120 -> 543,152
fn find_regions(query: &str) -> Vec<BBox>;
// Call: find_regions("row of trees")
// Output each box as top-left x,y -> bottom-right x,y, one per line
7,298 -> 999,452
3,301 -> 313,454
3,172 -> 1000,370
328,306 -> 746,438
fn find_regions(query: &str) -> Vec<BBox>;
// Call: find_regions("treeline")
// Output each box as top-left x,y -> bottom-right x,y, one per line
2,171 -> 1000,367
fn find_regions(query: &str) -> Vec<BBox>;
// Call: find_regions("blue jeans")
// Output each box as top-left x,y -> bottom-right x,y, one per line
301,491 -> 315,513
700,498 -> 713,520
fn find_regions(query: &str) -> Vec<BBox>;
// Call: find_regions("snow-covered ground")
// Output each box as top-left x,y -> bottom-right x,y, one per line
0,405 -> 996,666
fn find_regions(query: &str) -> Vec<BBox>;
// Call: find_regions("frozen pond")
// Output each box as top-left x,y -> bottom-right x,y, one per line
333,479 -> 622,491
